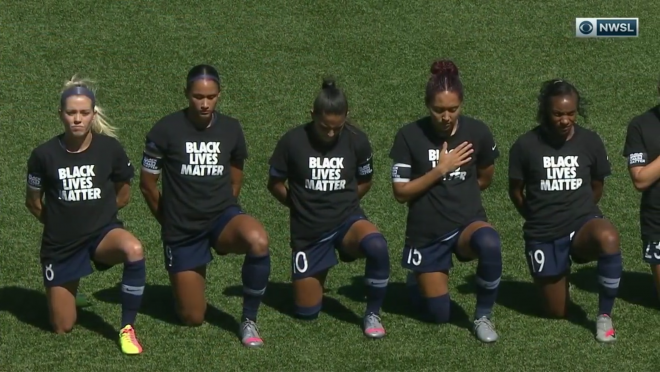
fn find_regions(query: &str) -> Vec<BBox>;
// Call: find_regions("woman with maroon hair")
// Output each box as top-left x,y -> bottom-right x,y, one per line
389,59 -> 502,343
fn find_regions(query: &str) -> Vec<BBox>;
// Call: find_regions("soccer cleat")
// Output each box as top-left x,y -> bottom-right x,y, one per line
595,314 -> 616,343
473,316 -> 499,343
240,319 -> 264,348
119,325 -> 143,355
363,313 -> 386,339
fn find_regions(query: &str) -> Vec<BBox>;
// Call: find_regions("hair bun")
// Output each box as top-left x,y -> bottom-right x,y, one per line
321,77 -> 337,89
430,59 -> 459,77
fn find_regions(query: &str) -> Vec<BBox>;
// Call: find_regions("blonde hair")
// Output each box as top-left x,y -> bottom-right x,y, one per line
60,75 -> 118,138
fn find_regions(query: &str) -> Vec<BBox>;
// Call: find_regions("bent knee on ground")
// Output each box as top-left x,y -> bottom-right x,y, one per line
177,308 -> 206,327
51,319 -> 76,334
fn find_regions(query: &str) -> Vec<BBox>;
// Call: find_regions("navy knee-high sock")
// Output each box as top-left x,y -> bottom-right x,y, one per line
121,258 -> 146,328
359,233 -> 390,316
426,293 -> 451,324
597,252 -> 622,316
241,252 -> 271,322
470,227 -> 502,320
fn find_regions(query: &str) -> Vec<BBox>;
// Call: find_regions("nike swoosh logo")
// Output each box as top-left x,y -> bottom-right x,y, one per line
492,145 -> 497,150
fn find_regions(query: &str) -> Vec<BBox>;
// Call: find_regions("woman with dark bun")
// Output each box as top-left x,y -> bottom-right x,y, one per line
268,77 -> 390,339
389,59 -> 502,343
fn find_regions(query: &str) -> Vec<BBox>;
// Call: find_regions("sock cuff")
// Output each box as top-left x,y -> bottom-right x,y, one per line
295,302 -> 322,319
599,251 -> 622,259
125,258 -> 145,267
246,252 -> 271,261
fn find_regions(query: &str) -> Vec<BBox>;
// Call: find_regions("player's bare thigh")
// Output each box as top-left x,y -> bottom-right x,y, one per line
571,218 -> 620,261
341,219 -> 380,258
293,270 -> 329,308
214,214 -> 269,255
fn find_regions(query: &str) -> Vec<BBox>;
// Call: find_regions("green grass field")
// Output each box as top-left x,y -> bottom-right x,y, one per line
2,1 -> 660,371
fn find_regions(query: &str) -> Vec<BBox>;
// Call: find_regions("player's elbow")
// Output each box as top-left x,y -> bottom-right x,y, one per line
117,193 -> 130,208
391,183 -> 411,203
632,179 -> 650,192
392,189 -> 410,203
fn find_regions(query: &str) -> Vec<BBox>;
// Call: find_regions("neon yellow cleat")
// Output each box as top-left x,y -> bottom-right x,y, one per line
119,325 -> 143,355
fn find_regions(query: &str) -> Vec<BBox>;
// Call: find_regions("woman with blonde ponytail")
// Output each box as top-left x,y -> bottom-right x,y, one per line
24,75 -> 146,355
60,76 -> 118,138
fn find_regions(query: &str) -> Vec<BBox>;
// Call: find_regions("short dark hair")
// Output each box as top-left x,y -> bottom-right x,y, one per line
425,59 -> 463,105
536,79 -> 587,125
186,64 -> 221,90
313,77 -> 348,116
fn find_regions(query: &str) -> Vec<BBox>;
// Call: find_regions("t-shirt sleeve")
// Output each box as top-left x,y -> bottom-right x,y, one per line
590,133 -> 612,180
231,122 -> 249,163
355,132 -> 374,182
26,149 -> 45,191
142,123 -> 167,174
389,129 -> 412,183
268,133 -> 289,179
622,120 -> 648,168
476,124 -> 500,167
508,138 -> 525,181
111,140 -> 135,183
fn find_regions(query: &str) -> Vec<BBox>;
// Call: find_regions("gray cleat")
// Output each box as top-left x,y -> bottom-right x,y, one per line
595,314 -> 616,343
473,316 -> 499,343
363,313 -> 386,339
240,319 -> 264,348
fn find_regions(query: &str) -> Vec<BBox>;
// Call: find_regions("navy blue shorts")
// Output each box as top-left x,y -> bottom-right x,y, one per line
401,225 -> 473,273
524,216 -> 602,278
643,240 -> 660,265
163,206 -> 244,273
41,224 -> 122,287
291,215 -> 366,280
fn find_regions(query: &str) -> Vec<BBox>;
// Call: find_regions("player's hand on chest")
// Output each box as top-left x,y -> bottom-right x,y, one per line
416,140 -> 474,181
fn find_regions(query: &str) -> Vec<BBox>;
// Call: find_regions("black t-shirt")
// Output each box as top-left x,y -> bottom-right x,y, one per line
388,116 -> 499,247
26,133 -> 134,262
508,125 -> 611,241
142,110 -> 248,243
269,122 -> 374,250
622,105 -> 660,241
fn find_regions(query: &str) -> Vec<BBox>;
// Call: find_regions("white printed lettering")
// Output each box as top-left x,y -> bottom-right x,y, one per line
540,155 -> 583,191
181,142 -> 224,177
305,157 -> 346,191
57,165 -> 102,201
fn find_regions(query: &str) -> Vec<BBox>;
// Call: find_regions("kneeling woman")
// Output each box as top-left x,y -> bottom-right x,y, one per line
508,79 -> 622,343
268,78 -> 390,339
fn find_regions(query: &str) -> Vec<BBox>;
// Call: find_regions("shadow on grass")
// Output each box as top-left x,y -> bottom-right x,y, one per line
336,276 -> 472,331
456,275 -> 594,331
0,285 -> 116,340
93,283 -> 240,336
223,282 -> 362,326
570,267 -> 658,310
